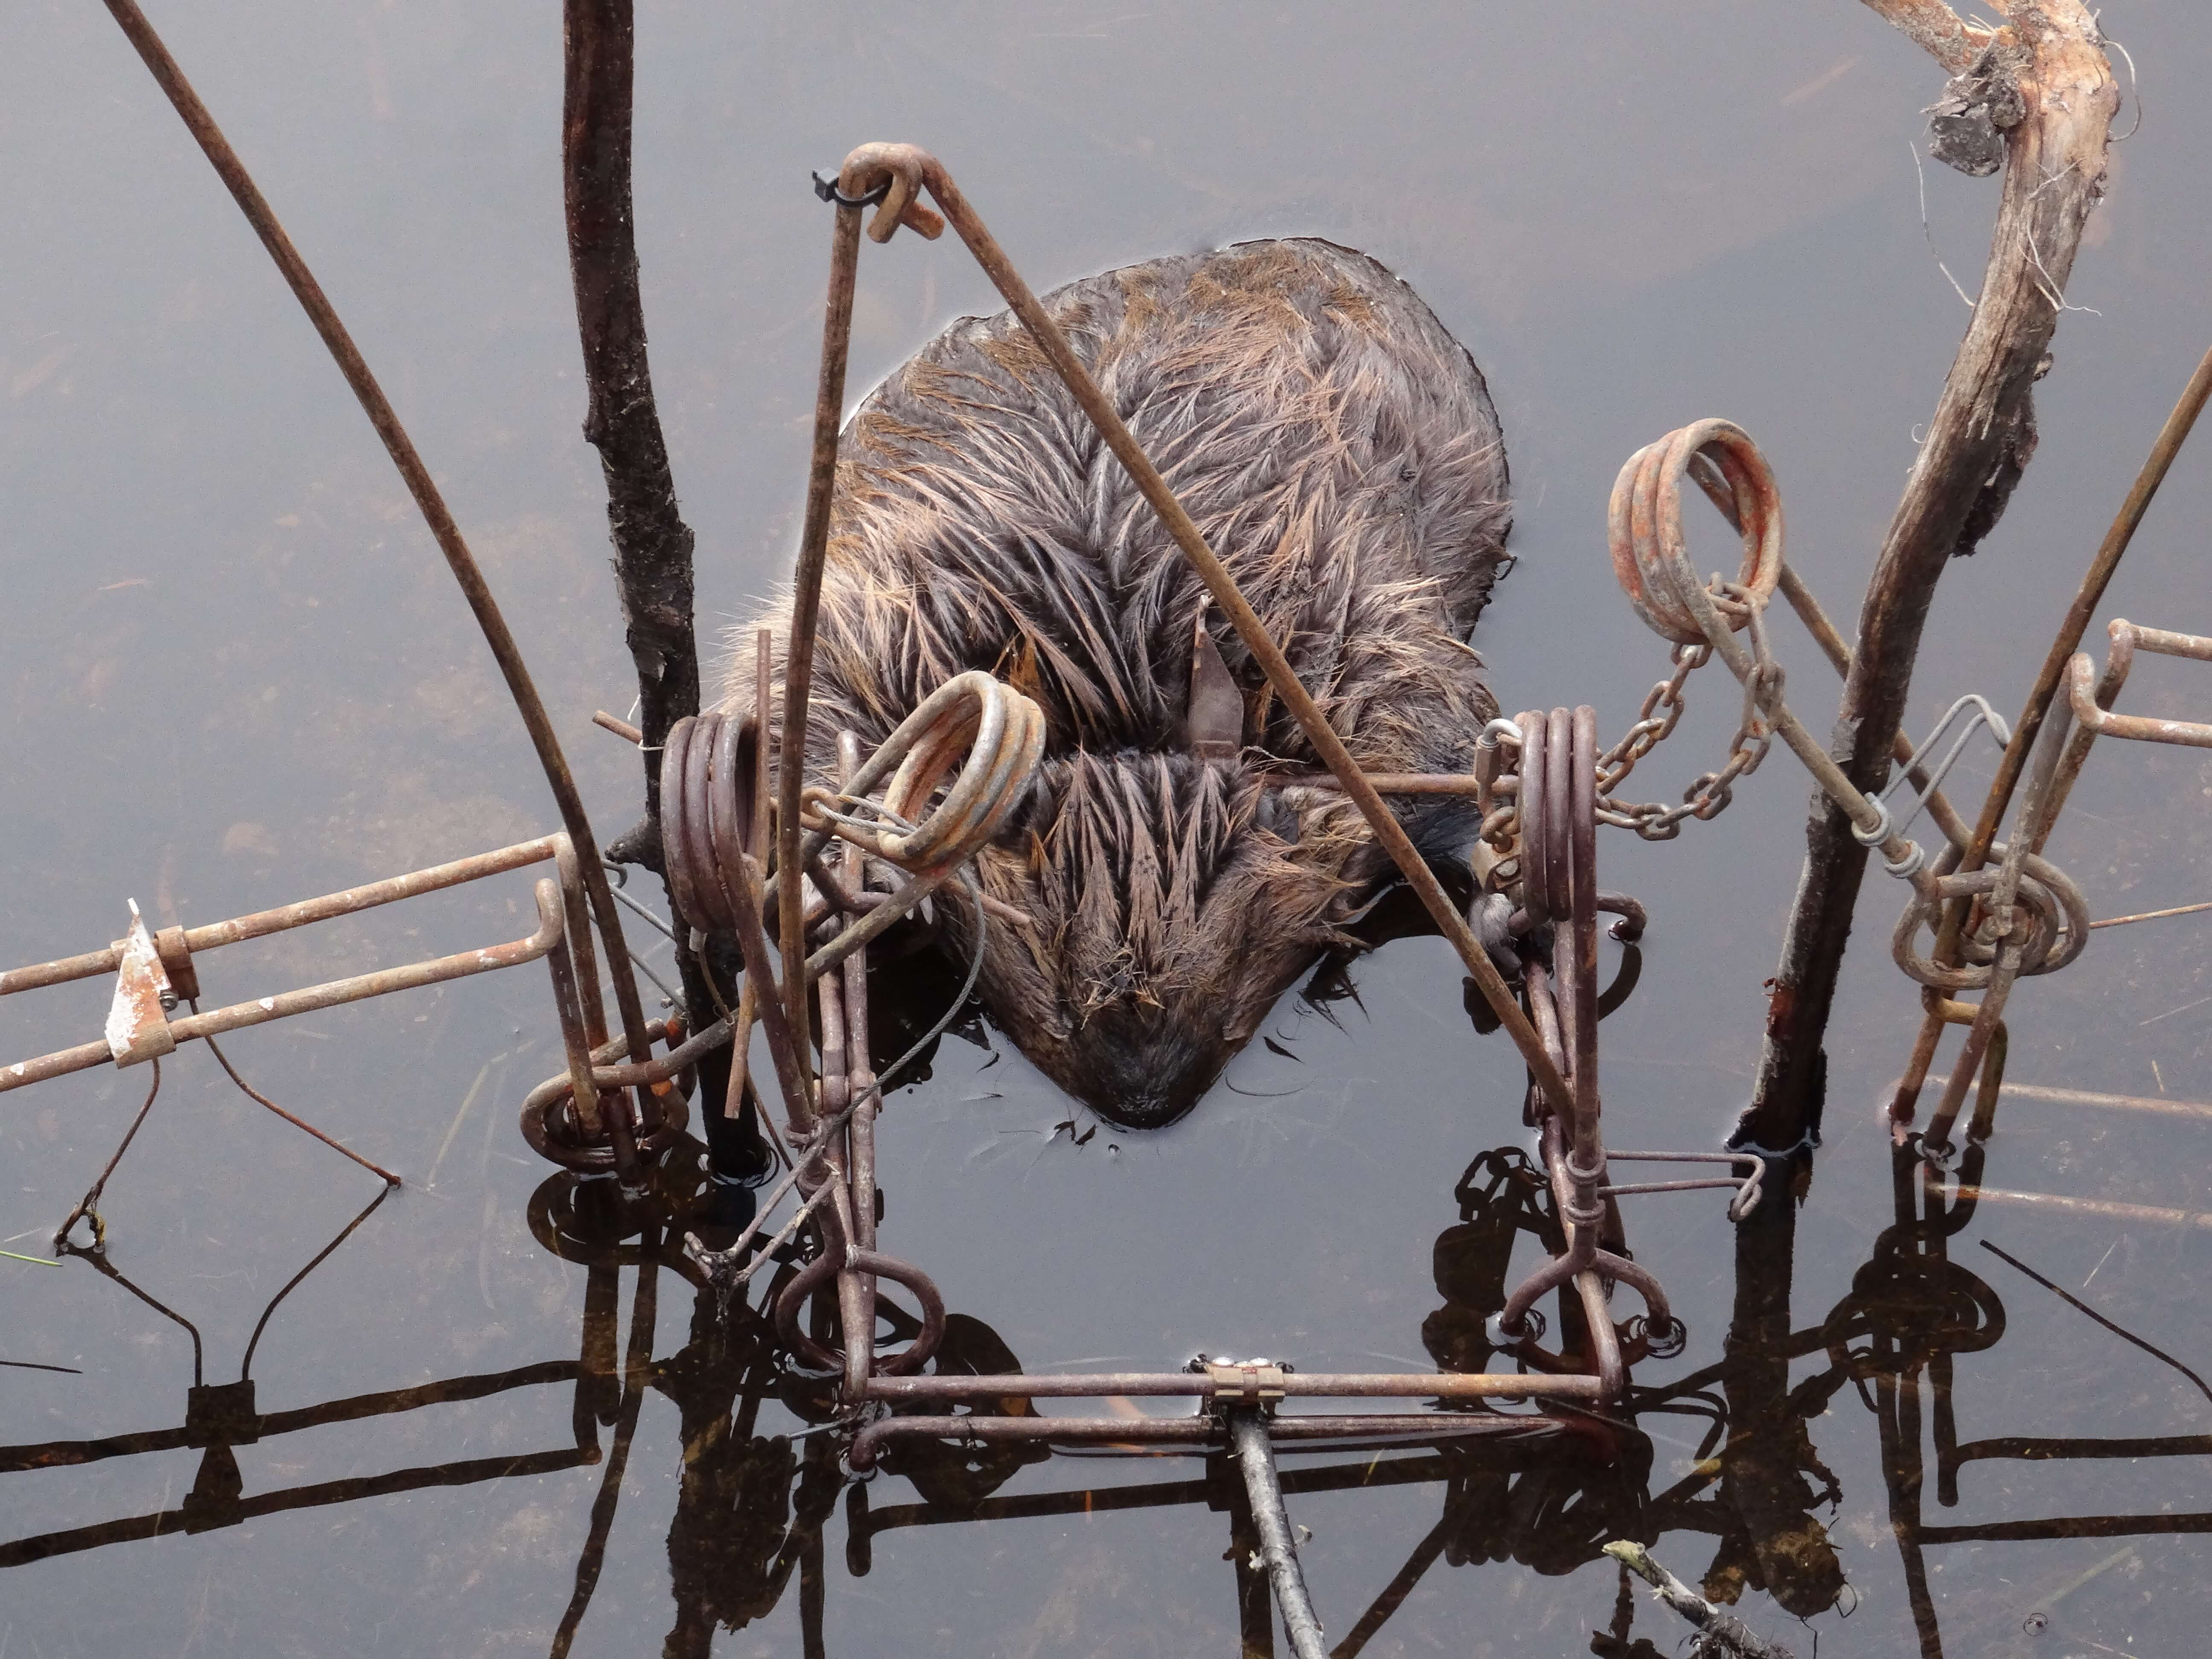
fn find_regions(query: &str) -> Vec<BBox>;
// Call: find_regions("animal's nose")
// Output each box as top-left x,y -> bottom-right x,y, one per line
1062,1002 -> 1220,1129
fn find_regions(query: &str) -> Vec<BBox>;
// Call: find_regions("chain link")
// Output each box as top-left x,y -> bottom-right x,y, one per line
1481,577 -> 1784,854
1593,578 -> 1781,841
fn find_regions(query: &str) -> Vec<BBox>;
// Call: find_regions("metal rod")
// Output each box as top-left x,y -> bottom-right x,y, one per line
835,146 -> 1578,1118
1229,1410 -> 1328,1659
201,1019 -> 401,1186
1965,344 -> 2212,873
1894,347 -> 2212,1126
1784,561 -> 1977,851
52,1060 -> 162,1250
777,204 -> 864,1118
2090,899 -> 2212,930
6,887 -> 568,1095
1956,1186 -> 2212,1231
1903,1075 -> 2212,1124
863,1371 -> 1609,1402
95,0 -> 655,1158
0,837 -> 562,998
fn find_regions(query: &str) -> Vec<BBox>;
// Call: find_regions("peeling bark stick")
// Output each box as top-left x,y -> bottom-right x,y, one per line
1738,0 -> 2117,1153
1603,1543 -> 1798,1658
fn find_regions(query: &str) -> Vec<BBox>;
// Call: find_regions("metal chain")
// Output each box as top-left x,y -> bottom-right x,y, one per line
1594,579 -> 1781,840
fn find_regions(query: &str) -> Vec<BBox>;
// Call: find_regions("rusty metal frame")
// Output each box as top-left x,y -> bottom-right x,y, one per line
633,150 -> 1726,1523
0,833 -> 695,1176
90,0 -> 661,1126
3,838 -> 563,1085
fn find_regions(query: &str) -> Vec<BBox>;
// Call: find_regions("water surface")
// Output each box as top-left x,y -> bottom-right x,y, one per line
4,2 -> 2211,1653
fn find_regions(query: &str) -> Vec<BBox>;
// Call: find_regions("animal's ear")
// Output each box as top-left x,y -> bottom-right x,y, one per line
1185,605 -> 1242,761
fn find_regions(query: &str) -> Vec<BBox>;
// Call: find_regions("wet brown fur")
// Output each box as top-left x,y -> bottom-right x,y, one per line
724,239 -> 1511,1126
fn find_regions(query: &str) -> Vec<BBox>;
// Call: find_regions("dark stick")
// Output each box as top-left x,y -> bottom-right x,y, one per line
1980,1239 -> 2212,1406
97,0 -> 657,1151
562,0 -> 701,809
1740,4 -> 2117,1151
561,0 -> 731,1128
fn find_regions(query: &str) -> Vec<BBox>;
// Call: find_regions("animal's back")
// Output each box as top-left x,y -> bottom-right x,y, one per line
741,237 -> 1511,782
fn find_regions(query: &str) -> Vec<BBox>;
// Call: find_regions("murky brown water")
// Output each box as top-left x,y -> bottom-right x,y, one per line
6,2 -> 2212,1654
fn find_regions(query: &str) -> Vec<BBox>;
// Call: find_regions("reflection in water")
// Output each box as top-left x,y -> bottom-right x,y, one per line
1816,1144 -> 2212,1658
9,1106 -> 2212,1656
0,1181 -> 599,1569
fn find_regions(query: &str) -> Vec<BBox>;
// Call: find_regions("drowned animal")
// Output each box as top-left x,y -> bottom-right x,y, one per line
728,238 -> 1512,1127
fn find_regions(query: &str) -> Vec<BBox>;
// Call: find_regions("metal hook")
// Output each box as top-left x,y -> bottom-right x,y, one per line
1854,693 -> 2011,874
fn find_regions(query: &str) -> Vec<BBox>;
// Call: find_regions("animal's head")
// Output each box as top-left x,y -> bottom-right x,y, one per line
963,751 -> 1368,1128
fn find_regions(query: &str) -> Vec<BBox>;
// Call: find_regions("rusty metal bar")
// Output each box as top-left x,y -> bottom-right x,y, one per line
1905,1075 -> 2212,1125
0,837 -> 562,999
775,202 -> 865,1121
1892,348 -> 2212,1127
1776,562 -> 1972,851
2065,621 -> 2212,748
95,0 -> 655,1160
4,882 -> 568,1096
1962,346 -> 2212,874
862,1371 -> 1609,1403
824,143 -> 1578,1120
540,896 -> 606,1139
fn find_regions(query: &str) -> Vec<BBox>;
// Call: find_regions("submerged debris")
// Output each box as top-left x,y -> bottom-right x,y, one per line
1603,1541 -> 1797,1659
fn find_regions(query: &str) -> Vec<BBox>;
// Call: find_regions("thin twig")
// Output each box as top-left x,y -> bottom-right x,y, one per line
1603,1541 -> 1797,1657
1981,1239 -> 2212,1405
1911,140 -> 1979,309
2091,899 -> 2212,930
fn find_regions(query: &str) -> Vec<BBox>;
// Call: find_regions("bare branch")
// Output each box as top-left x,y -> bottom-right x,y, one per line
1743,0 -> 2117,1151
1858,0 -> 1997,73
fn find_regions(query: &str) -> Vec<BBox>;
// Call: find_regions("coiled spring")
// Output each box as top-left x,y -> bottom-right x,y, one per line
659,669 -> 1045,951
